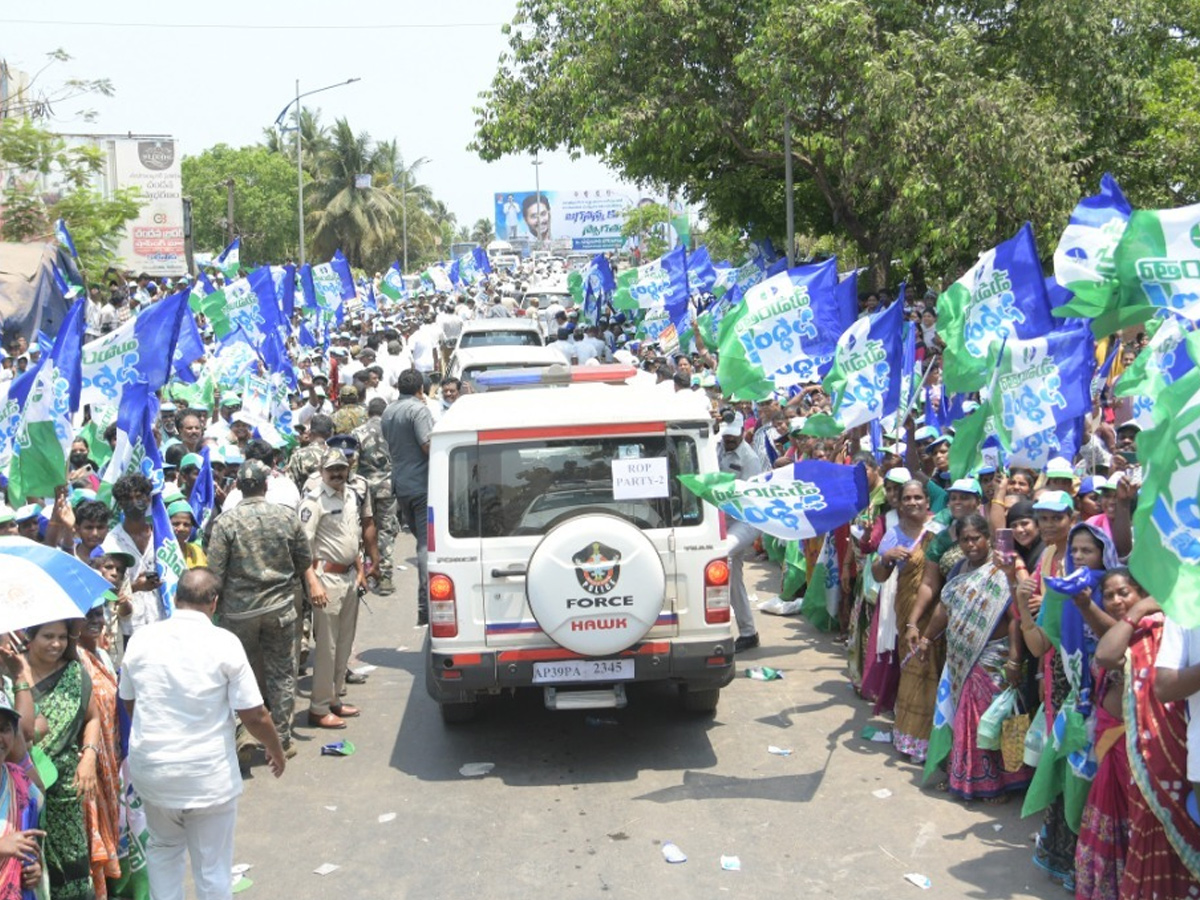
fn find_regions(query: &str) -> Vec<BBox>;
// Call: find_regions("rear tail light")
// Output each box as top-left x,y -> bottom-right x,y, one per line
718,510 -> 728,541
704,558 -> 731,624
429,573 -> 457,637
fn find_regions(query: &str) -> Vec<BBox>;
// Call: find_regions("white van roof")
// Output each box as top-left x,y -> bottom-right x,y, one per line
433,382 -> 714,437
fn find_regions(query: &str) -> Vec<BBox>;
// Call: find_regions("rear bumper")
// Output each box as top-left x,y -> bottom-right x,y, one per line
425,636 -> 736,704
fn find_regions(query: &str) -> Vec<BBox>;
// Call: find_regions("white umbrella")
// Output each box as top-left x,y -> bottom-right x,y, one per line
0,536 -> 111,634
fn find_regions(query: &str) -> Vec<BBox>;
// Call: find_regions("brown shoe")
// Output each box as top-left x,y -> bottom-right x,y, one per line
331,704 -> 360,718
307,711 -> 347,729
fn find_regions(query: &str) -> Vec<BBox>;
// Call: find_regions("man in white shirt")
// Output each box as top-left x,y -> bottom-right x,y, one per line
408,323 -> 437,374
119,567 -> 284,900
1155,616 -> 1200,799
717,413 -> 764,652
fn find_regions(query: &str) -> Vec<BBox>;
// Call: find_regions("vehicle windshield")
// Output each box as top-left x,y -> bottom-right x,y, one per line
458,330 -> 543,349
448,435 -> 703,538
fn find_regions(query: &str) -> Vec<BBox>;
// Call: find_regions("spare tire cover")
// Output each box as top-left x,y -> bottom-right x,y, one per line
526,513 -> 666,656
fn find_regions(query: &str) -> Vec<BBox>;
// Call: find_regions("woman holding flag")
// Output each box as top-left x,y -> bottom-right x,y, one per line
872,480 -> 941,763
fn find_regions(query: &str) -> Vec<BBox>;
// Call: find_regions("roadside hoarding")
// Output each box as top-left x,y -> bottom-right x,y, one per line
107,138 -> 187,277
495,189 -> 636,252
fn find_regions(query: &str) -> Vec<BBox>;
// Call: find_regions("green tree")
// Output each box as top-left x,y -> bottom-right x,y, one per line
0,117 -> 143,278
306,118 -> 403,271
621,202 -> 669,260
182,144 -> 299,265
470,217 -> 496,245
474,0 -> 1196,287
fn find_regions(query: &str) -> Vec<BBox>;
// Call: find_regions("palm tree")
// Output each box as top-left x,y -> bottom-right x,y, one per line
306,117 -> 402,270
470,217 -> 496,245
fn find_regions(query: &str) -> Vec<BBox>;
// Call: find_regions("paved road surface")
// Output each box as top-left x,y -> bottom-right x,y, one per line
229,543 -> 1064,899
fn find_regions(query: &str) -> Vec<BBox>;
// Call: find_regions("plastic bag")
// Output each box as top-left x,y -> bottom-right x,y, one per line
1024,703 -> 1046,767
758,596 -> 803,616
977,686 -> 1019,751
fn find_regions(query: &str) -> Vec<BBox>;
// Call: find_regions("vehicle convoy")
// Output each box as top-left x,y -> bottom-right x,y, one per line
454,318 -> 544,351
425,367 -> 735,723
445,345 -> 566,392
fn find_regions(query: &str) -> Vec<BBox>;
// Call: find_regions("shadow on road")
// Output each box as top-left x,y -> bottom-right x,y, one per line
384,645 -> 724,786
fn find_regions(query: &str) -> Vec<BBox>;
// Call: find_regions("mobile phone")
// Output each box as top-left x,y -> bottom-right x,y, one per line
995,528 -> 1014,565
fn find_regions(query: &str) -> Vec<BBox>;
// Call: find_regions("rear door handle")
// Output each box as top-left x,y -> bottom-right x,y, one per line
491,566 -> 528,578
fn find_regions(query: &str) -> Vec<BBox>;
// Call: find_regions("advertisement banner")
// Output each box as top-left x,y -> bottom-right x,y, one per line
109,139 -> 186,277
494,189 -> 635,252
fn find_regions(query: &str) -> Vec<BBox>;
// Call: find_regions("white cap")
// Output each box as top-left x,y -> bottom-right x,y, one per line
718,412 -> 745,438
885,466 -> 913,485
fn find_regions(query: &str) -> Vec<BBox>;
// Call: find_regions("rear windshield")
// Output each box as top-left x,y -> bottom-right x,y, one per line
448,435 -> 703,538
458,330 -> 543,349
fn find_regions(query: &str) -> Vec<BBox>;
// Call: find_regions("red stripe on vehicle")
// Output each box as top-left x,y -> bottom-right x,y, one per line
497,642 -> 670,663
478,422 -> 665,442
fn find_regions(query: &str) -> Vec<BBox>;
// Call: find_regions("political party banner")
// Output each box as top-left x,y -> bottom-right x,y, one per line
80,291 -> 188,408
308,251 -> 356,310
937,222 -> 1055,394
379,262 -> 407,301
990,330 -> 1095,447
214,238 -> 240,280
494,189 -> 633,251
612,245 -> 689,312
678,459 -> 868,542
107,138 -> 187,277
1130,332 -> 1200,626
825,285 -> 904,430
713,258 -> 765,299
1052,173 -> 1131,322
687,246 -> 718,296
1113,314 -> 1196,430
715,257 -> 841,398
1110,202 -> 1200,327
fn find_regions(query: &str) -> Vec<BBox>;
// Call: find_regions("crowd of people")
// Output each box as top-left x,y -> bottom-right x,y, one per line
0,249 -> 1197,899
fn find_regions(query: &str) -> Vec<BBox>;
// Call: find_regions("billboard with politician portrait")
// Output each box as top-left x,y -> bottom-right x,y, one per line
494,189 -> 632,251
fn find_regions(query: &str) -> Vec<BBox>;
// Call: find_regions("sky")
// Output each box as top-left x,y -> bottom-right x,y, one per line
2,1 -> 632,232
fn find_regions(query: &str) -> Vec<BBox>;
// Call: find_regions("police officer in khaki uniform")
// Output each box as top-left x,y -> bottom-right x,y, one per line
300,451 -> 370,729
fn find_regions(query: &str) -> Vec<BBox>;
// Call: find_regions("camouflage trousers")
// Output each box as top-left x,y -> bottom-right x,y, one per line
221,604 -> 298,744
373,487 -> 399,580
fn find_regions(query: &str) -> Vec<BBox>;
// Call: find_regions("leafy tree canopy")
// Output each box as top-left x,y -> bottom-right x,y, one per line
181,144 -> 299,268
473,0 -> 1198,286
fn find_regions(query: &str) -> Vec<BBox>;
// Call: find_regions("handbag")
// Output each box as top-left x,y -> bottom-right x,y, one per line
1001,703 -> 1031,772
978,686 -> 1019,750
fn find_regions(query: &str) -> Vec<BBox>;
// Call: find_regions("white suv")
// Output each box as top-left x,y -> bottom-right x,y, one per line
425,369 -> 735,722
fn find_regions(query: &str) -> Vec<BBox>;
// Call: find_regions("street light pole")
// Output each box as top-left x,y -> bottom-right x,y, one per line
533,154 -> 543,250
273,76 -> 361,267
396,155 -> 430,273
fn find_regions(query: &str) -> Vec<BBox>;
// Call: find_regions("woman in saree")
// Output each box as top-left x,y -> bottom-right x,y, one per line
918,515 -> 1029,799
77,606 -> 121,898
1096,570 -> 1200,897
858,471 -> 907,709
22,620 -> 100,900
0,697 -> 44,896
871,480 -> 941,763
1011,507 -> 1119,891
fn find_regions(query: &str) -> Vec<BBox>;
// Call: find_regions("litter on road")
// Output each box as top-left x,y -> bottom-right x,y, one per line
872,788 -> 893,799
860,725 -> 893,743
320,741 -> 356,757
661,841 -> 687,863
459,762 -> 496,777
904,873 -> 932,889
767,746 -> 792,756
745,666 -> 783,681
720,855 -> 742,871
313,863 -> 340,876
378,812 -> 397,823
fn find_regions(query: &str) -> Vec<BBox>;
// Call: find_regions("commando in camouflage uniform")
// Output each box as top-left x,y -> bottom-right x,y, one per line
353,414 -> 398,594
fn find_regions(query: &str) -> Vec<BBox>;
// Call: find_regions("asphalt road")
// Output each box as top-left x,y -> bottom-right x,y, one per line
228,541 -> 1065,900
